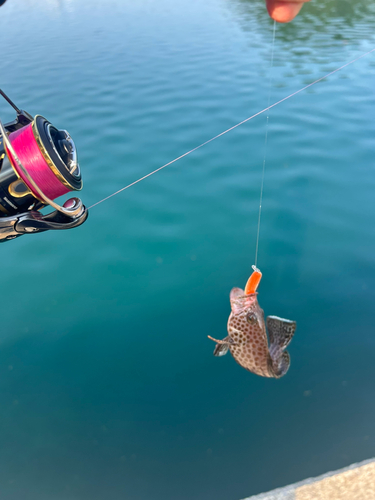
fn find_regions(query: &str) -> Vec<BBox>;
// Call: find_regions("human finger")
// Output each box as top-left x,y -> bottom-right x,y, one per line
265,0 -> 311,23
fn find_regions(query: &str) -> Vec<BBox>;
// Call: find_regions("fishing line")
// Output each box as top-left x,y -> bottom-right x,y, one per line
254,20 -> 276,269
88,47 -> 375,211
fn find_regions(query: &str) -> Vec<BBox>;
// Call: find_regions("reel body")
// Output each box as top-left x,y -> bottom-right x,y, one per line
0,90 -> 88,241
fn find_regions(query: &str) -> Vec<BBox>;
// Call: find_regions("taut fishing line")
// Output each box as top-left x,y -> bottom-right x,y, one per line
87,46 -> 375,211
254,20 -> 276,269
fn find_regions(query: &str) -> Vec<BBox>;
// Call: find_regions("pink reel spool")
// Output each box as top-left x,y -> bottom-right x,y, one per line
7,122 -> 70,200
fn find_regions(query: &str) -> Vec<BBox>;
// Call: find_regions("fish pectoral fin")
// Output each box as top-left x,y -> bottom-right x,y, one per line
270,351 -> 291,378
267,315 -> 296,355
213,343 -> 230,357
208,335 -> 232,357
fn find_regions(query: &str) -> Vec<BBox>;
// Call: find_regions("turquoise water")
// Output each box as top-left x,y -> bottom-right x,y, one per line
0,0 -> 375,499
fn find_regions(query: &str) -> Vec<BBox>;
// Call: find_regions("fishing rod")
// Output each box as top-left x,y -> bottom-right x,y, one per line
0,47 -> 373,243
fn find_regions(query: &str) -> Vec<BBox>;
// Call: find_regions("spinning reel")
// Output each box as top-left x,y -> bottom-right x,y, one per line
0,89 -> 88,242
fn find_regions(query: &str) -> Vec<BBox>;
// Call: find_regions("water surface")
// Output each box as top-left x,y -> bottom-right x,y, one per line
0,1 -> 374,499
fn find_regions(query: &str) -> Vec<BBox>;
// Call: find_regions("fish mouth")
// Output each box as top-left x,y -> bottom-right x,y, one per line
244,266 -> 262,295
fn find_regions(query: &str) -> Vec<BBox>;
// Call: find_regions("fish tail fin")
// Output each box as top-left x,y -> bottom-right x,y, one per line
267,316 -> 296,354
208,335 -> 230,357
269,351 -> 291,378
266,316 -> 296,378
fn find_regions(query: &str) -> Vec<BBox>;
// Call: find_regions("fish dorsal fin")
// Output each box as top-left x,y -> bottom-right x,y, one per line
266,315 -> 296,361
270,351 -> 291,378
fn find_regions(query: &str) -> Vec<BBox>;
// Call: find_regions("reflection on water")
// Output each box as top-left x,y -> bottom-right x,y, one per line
231,0 -> 375,77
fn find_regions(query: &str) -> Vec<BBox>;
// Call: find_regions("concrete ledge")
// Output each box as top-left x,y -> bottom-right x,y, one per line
242,458 -> 375,500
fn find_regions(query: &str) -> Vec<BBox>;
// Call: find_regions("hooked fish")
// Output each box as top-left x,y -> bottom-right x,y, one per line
208,266 -> 296,378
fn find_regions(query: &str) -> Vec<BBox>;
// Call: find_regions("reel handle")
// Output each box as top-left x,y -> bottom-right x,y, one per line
0,198 -> 88,242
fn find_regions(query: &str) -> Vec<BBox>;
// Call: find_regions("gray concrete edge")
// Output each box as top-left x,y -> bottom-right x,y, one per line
241,457 -> 375,500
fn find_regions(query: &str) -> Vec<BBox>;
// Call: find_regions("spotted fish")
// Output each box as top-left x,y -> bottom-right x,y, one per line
208,267 -> 296,378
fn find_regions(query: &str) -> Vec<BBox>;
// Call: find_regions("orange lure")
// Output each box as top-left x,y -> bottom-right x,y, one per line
244,265 -> 262,295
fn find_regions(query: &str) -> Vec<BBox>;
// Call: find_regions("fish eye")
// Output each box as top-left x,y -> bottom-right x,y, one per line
246,313 -> 257,324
